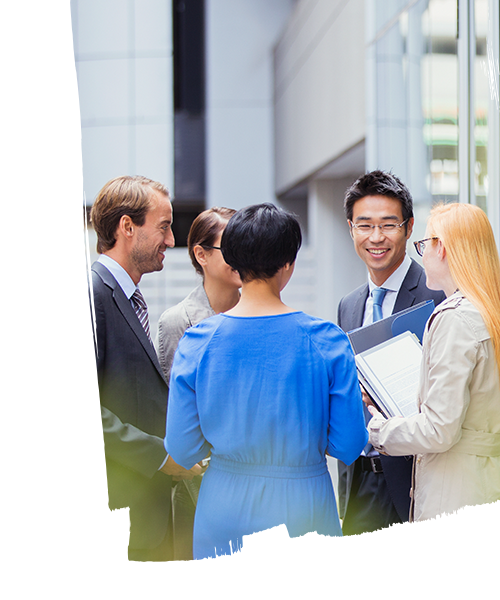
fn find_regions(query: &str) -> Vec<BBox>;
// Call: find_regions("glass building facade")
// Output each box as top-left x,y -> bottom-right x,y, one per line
366,0 -> 499,244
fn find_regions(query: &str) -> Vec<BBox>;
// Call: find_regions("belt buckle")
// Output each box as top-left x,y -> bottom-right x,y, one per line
370,457 -> 383,474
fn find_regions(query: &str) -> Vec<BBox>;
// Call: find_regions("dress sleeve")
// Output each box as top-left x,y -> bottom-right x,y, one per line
368,308 -> 477,455
321,324 -> 368,464
165,326 -> 212,469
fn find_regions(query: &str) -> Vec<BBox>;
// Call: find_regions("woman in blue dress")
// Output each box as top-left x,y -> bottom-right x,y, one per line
165,203 -> 368,559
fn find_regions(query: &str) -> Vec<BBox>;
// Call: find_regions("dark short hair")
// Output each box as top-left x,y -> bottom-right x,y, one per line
187,207 -> 236,276
344,170 -> 414,225
90,175 -> 169,253
221,203 -> 302,283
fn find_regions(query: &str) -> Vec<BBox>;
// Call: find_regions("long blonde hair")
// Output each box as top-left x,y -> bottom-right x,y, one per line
428,202 -> 500,373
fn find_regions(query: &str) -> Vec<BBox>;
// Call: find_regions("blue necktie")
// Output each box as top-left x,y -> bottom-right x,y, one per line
372,287 -> 388,322
363,287 -> 388,455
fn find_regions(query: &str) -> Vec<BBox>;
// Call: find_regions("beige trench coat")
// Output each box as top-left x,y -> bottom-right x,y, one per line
368,292 -> 500,522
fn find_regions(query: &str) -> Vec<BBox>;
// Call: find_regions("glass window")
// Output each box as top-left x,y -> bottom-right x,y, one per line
474,0 -> 491,213
422,0 -> 459,202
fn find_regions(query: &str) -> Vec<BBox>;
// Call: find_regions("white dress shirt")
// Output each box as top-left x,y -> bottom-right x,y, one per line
362,254 -> 412,326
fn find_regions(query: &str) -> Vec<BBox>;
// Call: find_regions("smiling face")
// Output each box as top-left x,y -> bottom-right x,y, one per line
130,191 -> 175,278
350,195 -> 414,286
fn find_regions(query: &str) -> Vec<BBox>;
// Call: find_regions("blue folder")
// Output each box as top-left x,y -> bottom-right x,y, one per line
347,299 -> 435,355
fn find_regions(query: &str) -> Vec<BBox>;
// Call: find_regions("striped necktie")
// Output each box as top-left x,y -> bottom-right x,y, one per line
131,288 -> 152,343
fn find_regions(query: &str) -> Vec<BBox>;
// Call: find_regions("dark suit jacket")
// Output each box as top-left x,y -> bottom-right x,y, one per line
91,261 -> 172,551
337,258 -> 445,522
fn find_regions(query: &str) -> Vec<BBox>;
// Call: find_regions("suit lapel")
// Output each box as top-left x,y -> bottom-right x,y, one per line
92,262 -> 167,384
349,285 -> 369,331
393,259 -> 419,314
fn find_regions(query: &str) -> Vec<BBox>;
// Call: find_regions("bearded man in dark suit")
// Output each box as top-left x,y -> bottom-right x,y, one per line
337,170 -> 445,535
90,175 -> 203,561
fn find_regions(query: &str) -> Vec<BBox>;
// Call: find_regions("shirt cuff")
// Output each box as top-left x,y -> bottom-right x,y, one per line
158,453 -> 169,471
367,415 -> 385,452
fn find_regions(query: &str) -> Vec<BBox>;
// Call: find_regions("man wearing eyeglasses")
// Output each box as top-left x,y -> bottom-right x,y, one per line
337,170 -> 445,535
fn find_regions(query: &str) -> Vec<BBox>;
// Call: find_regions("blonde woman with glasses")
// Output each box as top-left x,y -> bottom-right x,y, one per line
368,202 -> 500,522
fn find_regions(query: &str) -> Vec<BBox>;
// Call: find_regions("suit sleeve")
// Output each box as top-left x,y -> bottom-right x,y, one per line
70,282 -> 165,477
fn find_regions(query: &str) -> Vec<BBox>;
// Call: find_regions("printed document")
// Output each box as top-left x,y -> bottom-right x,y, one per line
355,331 -> 422,418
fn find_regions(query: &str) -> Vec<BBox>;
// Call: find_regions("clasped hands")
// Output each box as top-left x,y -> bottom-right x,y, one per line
160,455 -> 207,481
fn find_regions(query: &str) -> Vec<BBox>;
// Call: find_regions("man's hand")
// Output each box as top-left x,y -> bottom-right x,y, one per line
360,385 -> 375,409
160,455 -> 204,480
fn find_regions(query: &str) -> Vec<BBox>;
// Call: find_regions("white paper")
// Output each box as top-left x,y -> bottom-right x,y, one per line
356,331 -> 422,418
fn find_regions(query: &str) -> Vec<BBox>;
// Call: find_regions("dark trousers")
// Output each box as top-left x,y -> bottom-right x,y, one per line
342,456 -> 401,536
71,527 -> 173,562
171,478 -> 200,561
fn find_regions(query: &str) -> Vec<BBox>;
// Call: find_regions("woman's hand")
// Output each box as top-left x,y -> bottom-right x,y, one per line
367,404 -> 381,419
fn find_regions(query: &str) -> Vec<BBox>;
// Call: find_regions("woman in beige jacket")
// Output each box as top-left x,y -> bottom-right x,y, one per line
368,203 -> 500,522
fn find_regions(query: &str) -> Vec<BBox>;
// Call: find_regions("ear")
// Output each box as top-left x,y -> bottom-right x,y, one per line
405,217 -> 415,239
437,239 -> 446,260
117,215 -> 135,240
193,245 -> 209,267
348,220 -> 354,239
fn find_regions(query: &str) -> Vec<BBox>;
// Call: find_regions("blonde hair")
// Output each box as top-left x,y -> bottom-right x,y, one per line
428,202 -> 500,373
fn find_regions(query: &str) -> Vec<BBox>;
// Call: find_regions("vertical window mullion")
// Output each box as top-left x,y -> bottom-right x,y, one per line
486,0 -> 500,244
458,0 -> 476,205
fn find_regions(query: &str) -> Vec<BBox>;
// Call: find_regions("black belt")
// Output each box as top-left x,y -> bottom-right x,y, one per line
359,456 -> 383,474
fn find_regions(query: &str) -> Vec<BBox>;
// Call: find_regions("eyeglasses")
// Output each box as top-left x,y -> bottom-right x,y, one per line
413,237 -> 438,257
202,245 -> 221,251
349,219 -> 408,236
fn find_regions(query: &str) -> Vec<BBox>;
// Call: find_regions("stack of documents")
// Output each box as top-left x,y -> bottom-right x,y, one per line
355,331 -> 422,418
347,300 -> 434,419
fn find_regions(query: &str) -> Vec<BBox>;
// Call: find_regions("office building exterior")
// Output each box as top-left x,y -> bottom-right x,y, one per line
73,0 -> 499,332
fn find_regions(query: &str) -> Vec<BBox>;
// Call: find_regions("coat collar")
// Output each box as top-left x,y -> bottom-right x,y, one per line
182,283 -> 215,327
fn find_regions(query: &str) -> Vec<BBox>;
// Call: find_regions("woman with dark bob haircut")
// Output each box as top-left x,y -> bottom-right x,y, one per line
220,202 -> 302,282
166,202 -> 367,559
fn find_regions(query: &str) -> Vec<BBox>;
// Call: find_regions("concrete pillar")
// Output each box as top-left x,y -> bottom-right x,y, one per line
308,178 -> 366,323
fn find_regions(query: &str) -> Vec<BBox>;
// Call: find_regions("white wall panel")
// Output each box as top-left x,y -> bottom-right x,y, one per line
81,125 -> 130,202
274,0 -> 366,194
74,0 -> 129,57
206,0 -> 295,210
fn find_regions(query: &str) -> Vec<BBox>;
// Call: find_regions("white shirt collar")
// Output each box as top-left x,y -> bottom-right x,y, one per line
362,254 -> 413,325
97,254 -> 138,300
367,253 -> 412,293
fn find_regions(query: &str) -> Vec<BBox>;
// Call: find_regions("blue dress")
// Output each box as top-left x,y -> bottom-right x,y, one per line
165,311 -> 367,559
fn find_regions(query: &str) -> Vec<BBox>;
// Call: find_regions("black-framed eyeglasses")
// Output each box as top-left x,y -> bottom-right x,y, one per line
349,219 -> 408,235
413,237 -> 438,257
202,245 -> 221,251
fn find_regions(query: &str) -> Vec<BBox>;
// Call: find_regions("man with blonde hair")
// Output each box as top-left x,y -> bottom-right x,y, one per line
90,175 -> 202,561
